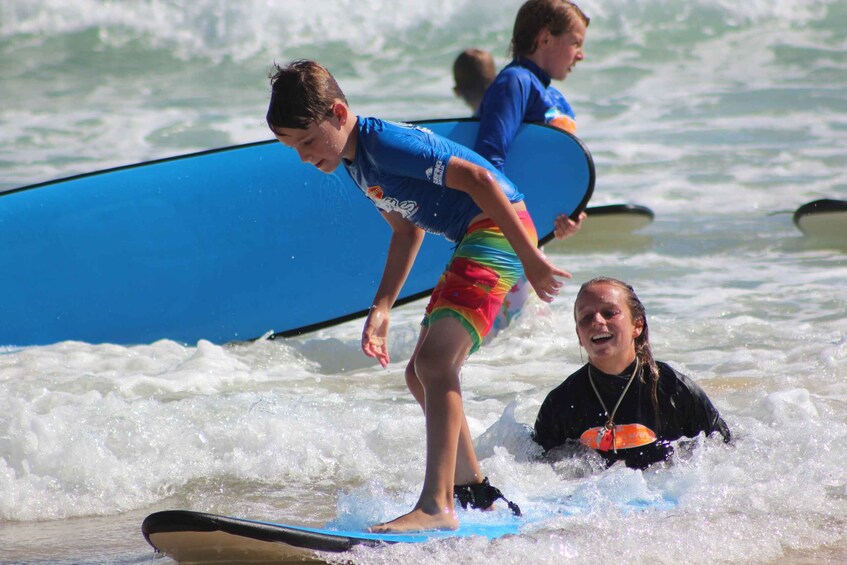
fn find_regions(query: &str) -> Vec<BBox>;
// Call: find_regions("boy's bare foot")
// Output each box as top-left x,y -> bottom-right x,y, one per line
369,507 -> 459,533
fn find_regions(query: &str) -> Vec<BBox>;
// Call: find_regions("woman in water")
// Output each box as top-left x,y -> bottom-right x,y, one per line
534,277 -> 731,469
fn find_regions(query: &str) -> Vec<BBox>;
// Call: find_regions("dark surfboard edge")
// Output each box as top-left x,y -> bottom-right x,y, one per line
585,203 -> 654,220
142,510 -> 379,554
792,198 -> 847,228
2,139 -> 277,199
3,118 -> 594,203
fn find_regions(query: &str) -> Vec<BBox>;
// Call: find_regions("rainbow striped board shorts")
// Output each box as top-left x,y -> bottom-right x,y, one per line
423,211 -> 538,354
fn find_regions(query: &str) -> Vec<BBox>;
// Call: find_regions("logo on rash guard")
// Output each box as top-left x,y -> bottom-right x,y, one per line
379,197 -> 418,218
425,159 -> 445,185
366,186 -> 419,219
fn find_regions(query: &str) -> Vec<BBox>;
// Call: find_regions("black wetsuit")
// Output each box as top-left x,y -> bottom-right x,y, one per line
533,361 -> 731,469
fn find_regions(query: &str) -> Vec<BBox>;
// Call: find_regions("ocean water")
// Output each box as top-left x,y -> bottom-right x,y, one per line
1,0 -> 846,563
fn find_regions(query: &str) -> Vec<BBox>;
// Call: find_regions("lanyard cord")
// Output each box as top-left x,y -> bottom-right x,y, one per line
588,359 -> 641,452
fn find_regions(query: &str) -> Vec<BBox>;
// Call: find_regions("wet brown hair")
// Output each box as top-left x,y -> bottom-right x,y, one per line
453,48 -> 497,105
266,60 -> 348,133
575,277 -> 660,411
511,0 -> 590,59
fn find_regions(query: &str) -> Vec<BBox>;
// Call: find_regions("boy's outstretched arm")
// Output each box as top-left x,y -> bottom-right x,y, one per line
444,157 -> 571,302
361,211 -> 425,367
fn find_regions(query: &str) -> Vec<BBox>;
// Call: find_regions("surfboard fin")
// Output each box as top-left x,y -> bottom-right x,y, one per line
454,477 -> 522,517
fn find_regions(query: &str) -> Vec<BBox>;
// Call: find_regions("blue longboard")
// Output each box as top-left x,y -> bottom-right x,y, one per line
142,509 -> 526,563
0,120 -> 593,347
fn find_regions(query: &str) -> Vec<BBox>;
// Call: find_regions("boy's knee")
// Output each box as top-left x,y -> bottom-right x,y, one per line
413,346 -> 437,376
404,359 -> 418,385
414,349 -> 460,388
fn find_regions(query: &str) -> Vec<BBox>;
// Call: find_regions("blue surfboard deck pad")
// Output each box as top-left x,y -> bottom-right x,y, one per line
0,120 -> 593,347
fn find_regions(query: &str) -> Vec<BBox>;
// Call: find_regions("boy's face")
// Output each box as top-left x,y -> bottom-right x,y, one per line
274,107 -> 350,173
539,19 -> 587,81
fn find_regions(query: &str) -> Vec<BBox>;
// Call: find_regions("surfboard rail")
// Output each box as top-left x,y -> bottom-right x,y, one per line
142,510 -> 376,554
585,203 -> 654,220
791,198 -> 847,247
792,198 -> 847,233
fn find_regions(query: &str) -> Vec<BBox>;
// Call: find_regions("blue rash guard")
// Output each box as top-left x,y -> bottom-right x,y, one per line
344,117 -> 524,243
475,58 -> 576,173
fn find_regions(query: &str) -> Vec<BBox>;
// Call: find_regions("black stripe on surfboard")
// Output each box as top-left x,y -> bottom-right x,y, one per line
792,198 -> 847,228
142,510 -> 380,553
585,203 -> 655,220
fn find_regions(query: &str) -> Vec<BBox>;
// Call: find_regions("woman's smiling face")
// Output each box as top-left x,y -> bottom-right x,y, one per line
574,281 -> 643,373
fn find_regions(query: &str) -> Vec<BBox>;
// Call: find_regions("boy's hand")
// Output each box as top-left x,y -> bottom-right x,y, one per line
362,305 -> 390,368
554,211 -> 586,240
525,251 -> 571,303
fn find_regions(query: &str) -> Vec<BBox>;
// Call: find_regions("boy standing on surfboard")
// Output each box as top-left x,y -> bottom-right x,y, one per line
266,60 -> 570,532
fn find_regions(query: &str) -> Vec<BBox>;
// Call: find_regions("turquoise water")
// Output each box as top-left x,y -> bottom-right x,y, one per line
1,1 -> 846,563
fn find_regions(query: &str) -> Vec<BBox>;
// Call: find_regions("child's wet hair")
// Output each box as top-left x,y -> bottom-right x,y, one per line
266,60 -> 348,133
511,0 -> 590,59
453,48 -> 496,103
